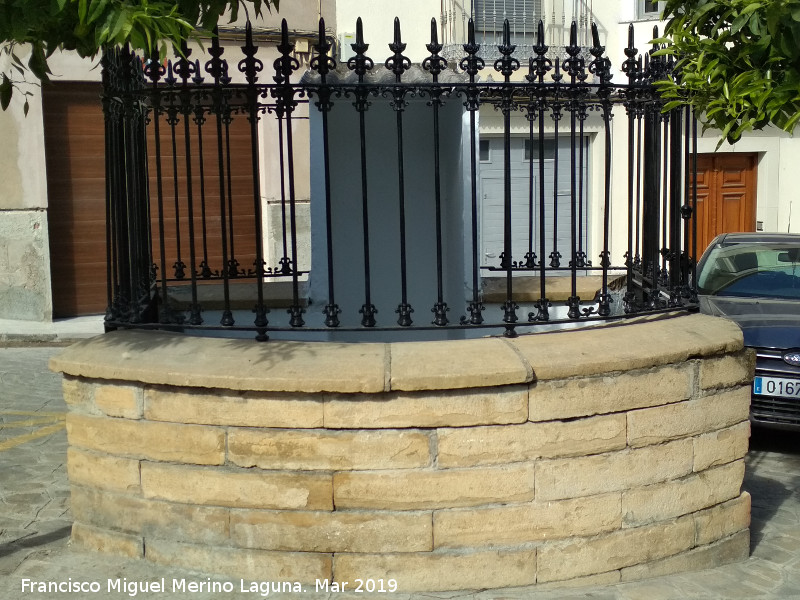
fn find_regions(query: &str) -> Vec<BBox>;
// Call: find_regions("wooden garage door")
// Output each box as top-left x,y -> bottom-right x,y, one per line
43,82 -> 258,317
693,153 -> 757,256
43,82 -> 107,317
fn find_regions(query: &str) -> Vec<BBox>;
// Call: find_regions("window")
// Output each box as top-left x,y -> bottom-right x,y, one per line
637,0 -> 665,20
479,139 -> 491,162
474,0 -> 543,39
523,138 -> 556,161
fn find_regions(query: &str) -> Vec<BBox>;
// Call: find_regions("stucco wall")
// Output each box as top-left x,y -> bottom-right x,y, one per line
52,313 -> 752,591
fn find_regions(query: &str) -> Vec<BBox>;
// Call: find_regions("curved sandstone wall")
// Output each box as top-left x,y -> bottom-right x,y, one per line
51,314 -> 753,591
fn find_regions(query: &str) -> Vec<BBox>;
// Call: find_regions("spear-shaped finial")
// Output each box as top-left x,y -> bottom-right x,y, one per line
386,17 -> 410,80
591,22 -> 601,49
356,16 -> 365,46
393,17 -> 403,47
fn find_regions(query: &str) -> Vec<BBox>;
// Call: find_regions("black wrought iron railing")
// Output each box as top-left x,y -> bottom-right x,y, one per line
102,17 -> 698,341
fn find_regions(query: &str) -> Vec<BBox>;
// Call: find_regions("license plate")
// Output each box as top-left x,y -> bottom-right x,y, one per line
754,376 -> 800,398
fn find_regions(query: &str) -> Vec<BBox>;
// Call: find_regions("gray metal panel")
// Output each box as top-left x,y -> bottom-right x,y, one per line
479,135 -> 590,271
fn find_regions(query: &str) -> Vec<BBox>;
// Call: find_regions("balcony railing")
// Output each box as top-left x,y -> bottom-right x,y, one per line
101,17 -> 698,341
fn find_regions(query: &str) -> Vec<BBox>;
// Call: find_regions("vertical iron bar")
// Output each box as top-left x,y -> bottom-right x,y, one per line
386,18 -> 414,326
626,104 -> 636,310
531,21 -> 551,321
286,109 -> 303,324
207,30 -> 235,326
424,19 -> 450,326
598,104 -> 613,316
239,21 -> 269,340
193,60 -> 213,280
176,47 -> 202,324
565,22 -> 580,320
312,18 -> 341,327
224,109 -> 240,279
568,89 -> 579,318
347,18 -> 377,327
460,19 -> 484,325
495,19 -> 519,335
274,20 -> 305,327
550,58 -> 562,269
276,115 -> 291,273
166,65 -> 185,281
669,106 -> 683,302
526,111 -> 535,271
101,52 -> 115,323
691,111 -> 698,298
660,113 -> 669,285
643,103 -> 661,305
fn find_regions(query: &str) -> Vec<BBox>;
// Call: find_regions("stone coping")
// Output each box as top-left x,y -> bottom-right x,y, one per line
50,313 -> 743,393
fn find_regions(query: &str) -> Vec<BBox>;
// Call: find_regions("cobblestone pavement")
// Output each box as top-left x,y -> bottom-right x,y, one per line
2,345 -> 800,600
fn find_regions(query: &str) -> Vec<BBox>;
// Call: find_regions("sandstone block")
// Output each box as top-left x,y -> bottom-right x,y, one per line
536,438 -> 693,501
537,516 -> 695,582
145,538 -> 332,584
621,529 -> 750,581
66,414 -> 225,465
437,414 -> 626,468
622,460 -> 745,526
333,549 -> 536,592
694,492 -> 751,546
70,487 -> 229,545
144,388 -> 323,428
509,313 -> 743,381
231,509 -> 432,553
61,377 -> 98,413
228,428 -> 431,471
529,364 -> 692,422
71,522 -> 143,559
94,384 -> 142,419
699,351 -> 755,390
67,447 -> 140,494
434,494 -> 621,548
389,338 -> 530,391
334,463 -> 535,510
694,422 -> 750,472
50,329 -> 387,394
323,386 -> 528,429
627,389 -> 750,447
141,462 -> 332,510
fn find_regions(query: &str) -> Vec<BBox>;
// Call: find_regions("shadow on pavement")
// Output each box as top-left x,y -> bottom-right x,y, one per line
744,426 -> 800,551
0,526 -> 72,559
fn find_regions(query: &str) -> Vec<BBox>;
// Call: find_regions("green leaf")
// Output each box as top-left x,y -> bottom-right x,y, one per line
88,0 -> 109,24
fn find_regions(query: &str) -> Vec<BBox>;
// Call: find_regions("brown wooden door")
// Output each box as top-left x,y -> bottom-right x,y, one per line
43,82 -> 258,318
693,153 -> 757,255
43,82 -> 107,317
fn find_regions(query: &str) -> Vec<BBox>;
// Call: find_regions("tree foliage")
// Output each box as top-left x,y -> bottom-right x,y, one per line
656,0 -> 800,143
0,0 -> 277,111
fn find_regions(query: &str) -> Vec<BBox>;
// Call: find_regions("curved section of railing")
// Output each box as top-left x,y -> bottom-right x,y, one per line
102,18 -> 698,341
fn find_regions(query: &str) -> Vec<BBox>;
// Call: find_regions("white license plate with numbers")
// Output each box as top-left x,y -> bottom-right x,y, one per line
754,376 -> 800,398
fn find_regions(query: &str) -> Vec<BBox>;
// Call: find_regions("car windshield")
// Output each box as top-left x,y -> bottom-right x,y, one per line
698,242 -> 800,299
